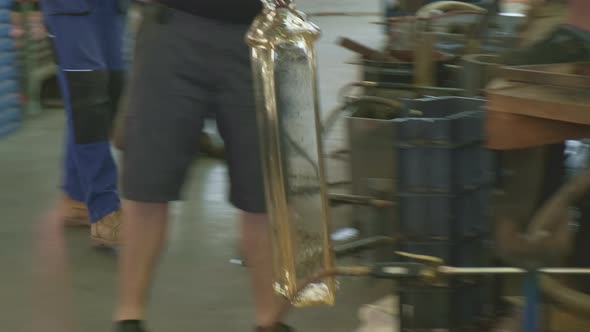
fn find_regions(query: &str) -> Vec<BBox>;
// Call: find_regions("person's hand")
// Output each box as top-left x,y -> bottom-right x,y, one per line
496,216 -> 573,269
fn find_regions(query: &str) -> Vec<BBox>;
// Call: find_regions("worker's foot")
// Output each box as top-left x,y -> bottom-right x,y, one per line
499,24 -> 590,66
115,320 -> 147,332
91,210 -> 123,247
61,195 -> 90,227
257,323 -> 294,332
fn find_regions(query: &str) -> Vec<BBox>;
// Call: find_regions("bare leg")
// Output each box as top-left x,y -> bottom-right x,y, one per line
241,212 -> 281,328
33,204 -> 75,332
568,0 -> 590,31
114,200 -> 169,321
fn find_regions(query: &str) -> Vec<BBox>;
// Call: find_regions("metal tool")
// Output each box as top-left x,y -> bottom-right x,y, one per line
333,236 -> 398,258
328,193 -> 395,208
371,253 -> 590,332
338,37 -> 399,62
370,250 -> 590,280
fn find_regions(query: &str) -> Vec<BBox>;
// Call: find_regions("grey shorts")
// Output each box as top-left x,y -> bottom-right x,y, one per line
122,4 -> 266,213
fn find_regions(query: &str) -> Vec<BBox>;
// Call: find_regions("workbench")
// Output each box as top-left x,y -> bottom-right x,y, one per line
485,63 -> 590,332
486,63 -> 590,150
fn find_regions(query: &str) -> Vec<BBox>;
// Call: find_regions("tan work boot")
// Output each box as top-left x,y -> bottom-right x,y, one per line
62,195 -> 90,227
91,210 -> 123,247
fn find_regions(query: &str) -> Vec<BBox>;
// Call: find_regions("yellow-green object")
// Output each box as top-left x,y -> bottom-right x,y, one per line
246,0 -> 335,306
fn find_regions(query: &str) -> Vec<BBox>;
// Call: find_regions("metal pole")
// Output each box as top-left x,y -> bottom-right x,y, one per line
334,236 -> 397,257
328,193 -> 395,208
437,266 -> 590,275
523,273 -> 539,332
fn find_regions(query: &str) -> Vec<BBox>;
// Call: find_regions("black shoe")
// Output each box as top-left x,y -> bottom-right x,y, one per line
499,24 -> 590,66
116,320 -> 147,332
256,323 -> 294,332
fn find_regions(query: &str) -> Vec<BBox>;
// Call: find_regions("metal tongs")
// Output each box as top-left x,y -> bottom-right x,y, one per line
372,252 -> 590,284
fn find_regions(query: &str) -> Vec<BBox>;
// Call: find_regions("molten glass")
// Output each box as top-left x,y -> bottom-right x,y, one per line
246,0 -> 335,306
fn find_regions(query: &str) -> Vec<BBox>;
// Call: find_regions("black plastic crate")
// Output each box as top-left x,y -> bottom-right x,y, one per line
399,283 -> 487,331
397,98 -> 485,145
398,187 -> 492,240
397,146 -> 493,193
399,238 -> 492,267
394,97 -> 492,194
455,188 -> 492,237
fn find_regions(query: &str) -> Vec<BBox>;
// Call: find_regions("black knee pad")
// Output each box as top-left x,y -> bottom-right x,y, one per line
65,70 -> 112,144
108,70 -> 126,120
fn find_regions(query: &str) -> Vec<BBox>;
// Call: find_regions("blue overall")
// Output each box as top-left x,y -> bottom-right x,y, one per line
41,0 -> 127,222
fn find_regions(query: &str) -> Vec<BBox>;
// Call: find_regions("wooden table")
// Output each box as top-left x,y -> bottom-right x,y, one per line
486,79 -> 590,150
486,70 -> 590,331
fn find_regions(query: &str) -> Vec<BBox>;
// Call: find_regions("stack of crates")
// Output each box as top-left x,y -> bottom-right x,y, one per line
0,1 -> 21,138
395,97 -> 494,331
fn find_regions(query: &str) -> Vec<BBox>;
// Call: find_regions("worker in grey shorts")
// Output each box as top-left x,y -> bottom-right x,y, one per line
114,2 -> 291,332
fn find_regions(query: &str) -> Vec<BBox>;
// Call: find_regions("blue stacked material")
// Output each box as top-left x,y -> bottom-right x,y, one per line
394,97 -> 494,331
0,3 -> 20,138
399,283 -> 489,331
395,97 -> 492,243
398,188 -> 491,239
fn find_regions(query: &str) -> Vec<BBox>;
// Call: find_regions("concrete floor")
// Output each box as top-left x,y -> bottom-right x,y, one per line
0,1 -> 394,332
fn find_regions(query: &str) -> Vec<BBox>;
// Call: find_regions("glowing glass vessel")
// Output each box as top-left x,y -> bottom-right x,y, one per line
246,0 -> 335,306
